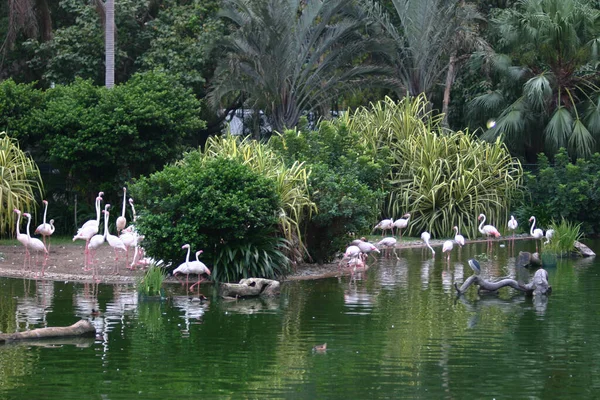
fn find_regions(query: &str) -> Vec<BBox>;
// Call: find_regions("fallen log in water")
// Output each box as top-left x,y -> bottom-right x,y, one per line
219,278 -> 281,298
0,320 -> 96,344
455,268 -> 551,297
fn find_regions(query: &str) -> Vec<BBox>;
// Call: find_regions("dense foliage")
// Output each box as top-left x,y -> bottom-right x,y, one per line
345,95 -> 523,239
271,119 -> 389,262
131,155 -> 287,282
515,148 -> 600,236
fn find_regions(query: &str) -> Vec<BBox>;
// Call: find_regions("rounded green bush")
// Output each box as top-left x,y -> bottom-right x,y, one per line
131,153 -> 288,282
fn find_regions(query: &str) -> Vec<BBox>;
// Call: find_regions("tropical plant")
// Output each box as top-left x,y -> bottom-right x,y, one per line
0,132 -> 44,237
131,155 -> 287,282
136,265 -> 167,297
209,0 -> 389,133
469,0 -> 600,161
344,95 -> 523,239
544,218 -> 583,256
200,135 -> 316,262
363,0 -> 488,125
270,120 -> 388,262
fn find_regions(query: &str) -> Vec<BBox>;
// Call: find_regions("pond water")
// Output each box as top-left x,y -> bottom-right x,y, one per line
1,240 -> 600,399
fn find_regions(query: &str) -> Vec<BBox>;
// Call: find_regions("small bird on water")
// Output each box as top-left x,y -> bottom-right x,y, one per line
313,343 -> 327,353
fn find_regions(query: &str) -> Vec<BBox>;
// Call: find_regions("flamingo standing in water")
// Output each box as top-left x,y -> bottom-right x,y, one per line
116,187 -> 127,235
442,240 -> 454,263
478,213 -> 500,249
173,244 -> 211,293
393,213 -> 411,239
377,237 -> 398,258
23,212 -> 48,276
453,226 -> 465,247
421,231 -> 435,258
350,238 -> 380,260
14,209 -> 30,270
34,200 -> 55,251
544,229 -> 555,245
88,210 -> 109,282
529,216 -> 544,252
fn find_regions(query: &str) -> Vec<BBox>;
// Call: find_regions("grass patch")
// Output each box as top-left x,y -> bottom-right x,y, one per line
544,218 -> 583,256
136,265 -> 167,297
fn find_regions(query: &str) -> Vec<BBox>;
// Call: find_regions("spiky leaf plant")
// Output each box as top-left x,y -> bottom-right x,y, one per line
544,218 -> 583,257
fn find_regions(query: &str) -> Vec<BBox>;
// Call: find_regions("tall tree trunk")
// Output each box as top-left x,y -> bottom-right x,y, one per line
441,51 -> 457,128
105,0 -> 115,88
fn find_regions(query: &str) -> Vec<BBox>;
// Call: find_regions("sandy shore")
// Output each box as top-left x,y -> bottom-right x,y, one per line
0,235 -> 529,284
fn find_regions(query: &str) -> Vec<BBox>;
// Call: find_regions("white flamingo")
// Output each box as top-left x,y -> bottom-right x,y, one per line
34,200 -> 55,250
24,212 -> 48,276
529,216 -> 544,252
453,226 -> 465,247
88,210 -> 109,281
105,207 -> 127,274
350,238 -> 380,259
14,209 -> 30,270
442,240 -> 454,263
377,237 -> 398,258
393,213 -> 411,239
507,215 -> 518,238
73,199 -> 102,270
421,231 -> 435,257
544,229 -> 555,245
116,187 -> 127,234
373,218 -> 394,237
173,244 -> 211,292
81,193 -> 104,229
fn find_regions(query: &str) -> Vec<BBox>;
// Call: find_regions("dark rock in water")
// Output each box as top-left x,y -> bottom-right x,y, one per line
517,251 -> 541,268
574,241 -> 596,257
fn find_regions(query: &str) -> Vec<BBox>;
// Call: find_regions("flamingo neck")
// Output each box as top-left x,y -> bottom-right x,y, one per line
530,217 -> 536,236
26,215 -> 32,239
185,247 -> 191,265
478,215 -> 486,233
103,212 -> 109,238
15,213 -> 21,236
121,190 -> 127,217
96,198 -> 101,224
43,202 -> 48,224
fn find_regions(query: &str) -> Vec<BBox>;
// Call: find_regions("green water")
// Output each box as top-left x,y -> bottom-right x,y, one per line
1,240 -> 600,399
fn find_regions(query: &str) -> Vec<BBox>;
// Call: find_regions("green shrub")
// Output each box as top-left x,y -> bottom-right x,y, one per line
270,120 -> 388,262
516,149 -> 600,236
544,218 -> 583,256
131,154 -> 287,282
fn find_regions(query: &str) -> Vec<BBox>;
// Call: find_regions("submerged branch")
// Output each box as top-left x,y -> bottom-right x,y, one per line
455,269 -> 551,297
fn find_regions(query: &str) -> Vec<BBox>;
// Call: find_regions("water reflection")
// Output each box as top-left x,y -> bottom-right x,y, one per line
343,283 -> 374,315
172,296 -> 208,335
15,280 -> 53,330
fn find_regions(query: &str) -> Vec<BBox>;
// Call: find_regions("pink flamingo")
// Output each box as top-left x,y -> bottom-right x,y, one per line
393,213 -> 411,239
116,187 -> 127,234
421,231 -> 435,258
14,209 -> 30,270
34,200 -> 55,251
350,238 -> 380,260
73,197 -> 103,270
377,237 -> 398,258
23,212 -> 48,276
453,226 -> 465,247
529,216 -> 544,252
173,244 -> 211,293
81,194 -> 103,229
478,213 -> 500,249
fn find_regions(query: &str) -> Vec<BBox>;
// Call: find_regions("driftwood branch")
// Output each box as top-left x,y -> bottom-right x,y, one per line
0,320 -> 96,344
455,269 -> 551,297
219,278 -> 280,298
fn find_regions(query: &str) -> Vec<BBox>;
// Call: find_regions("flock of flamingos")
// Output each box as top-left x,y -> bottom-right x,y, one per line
340,212 -> 553,278
13,190 -> 551,285
13,188 -> 210,288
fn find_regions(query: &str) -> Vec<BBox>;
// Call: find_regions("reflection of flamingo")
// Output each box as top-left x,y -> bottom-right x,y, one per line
35,200 -> 55,250
24,212 -> 48,276
442,240 -> 453,263
393,213 -> 410,239
478,213 -> 500,249
421,231 -> 435,257
14,209 -> 30,270
373,218 -> 394,237
529,216 -> 543,252
116,187 -> 127,234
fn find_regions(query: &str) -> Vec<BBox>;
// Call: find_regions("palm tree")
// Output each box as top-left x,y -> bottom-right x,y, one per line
208,0 -> 390,134
0,132 -> 44,236
469,0 -> 600,160
364,0 -> 487,123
